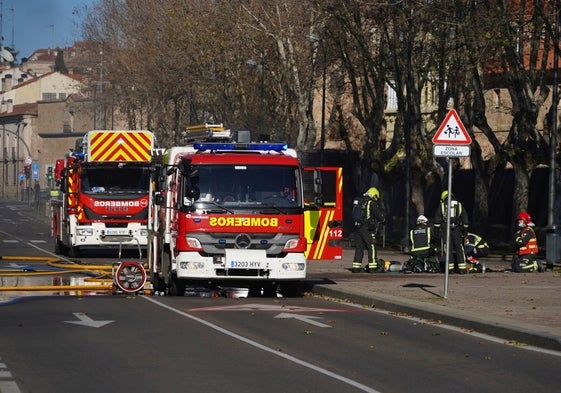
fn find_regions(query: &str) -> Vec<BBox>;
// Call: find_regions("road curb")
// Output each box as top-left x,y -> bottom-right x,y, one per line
312,284 -> 561,352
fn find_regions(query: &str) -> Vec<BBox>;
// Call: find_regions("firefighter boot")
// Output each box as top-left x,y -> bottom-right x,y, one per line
351,262 -> 363,273
368,260 -> 384,273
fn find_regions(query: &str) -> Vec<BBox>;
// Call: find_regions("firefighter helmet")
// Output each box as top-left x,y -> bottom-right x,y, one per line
417,215 -> 428,224
364,187 -> 380,200
440,190 -> 449,201
517,211 -> 531,225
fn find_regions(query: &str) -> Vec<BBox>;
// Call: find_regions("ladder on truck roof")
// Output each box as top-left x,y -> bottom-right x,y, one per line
182,123 -> 293,155
184,123 -> 232,142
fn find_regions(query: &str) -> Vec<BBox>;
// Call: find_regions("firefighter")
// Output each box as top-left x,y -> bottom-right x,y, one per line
409,215 -> 436,259
351,187 -> 386,273
434,191 -> 469,273
464,232 -> 489,272
512,212 -> 543,272
404,215 -> 440,273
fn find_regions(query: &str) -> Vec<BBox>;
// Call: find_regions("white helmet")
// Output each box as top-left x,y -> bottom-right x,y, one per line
417,215 -> 428,224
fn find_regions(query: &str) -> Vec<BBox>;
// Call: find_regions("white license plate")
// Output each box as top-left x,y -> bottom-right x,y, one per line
225,249 -> 265,269
229,260 -> 262,269
104,229 -> 129,236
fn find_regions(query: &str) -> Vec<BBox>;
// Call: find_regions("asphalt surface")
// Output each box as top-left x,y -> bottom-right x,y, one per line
15,200 -> 561,352
307,248 -> 561,352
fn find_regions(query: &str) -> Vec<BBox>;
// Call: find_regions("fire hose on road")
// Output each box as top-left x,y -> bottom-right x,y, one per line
0,256 -> 148,294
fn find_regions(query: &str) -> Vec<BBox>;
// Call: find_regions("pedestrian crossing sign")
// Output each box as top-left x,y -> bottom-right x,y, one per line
432,109 -> 472,145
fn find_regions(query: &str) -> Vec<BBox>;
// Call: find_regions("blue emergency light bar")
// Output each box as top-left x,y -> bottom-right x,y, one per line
193,142 -> 288,152
70,151 -> 86,160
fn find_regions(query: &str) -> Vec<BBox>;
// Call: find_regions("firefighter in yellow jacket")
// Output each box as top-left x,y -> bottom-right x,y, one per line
434,191 -> 469,273
351,187 -> 386,273
512,212 -> 543,272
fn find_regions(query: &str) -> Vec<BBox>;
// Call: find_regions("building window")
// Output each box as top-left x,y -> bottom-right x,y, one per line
42,92 -> 57,101
386,82 -> 398,110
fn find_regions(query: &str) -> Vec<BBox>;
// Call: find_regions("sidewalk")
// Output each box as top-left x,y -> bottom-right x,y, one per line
307,248 -> 561,352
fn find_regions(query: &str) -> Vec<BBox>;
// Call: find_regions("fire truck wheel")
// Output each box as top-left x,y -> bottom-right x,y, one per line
54,239 -> 65,255
68,246 -> 80,258
168,275 -> 186,296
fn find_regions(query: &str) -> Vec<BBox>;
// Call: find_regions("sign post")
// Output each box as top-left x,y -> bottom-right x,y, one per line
432,109 -> 472,299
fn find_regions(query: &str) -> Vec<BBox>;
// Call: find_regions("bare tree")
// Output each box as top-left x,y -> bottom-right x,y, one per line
240,0 -> 324,150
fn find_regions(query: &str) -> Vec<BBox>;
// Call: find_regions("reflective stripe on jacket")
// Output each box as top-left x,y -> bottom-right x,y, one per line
516,227 -> 538,255
410,225 -> 431,254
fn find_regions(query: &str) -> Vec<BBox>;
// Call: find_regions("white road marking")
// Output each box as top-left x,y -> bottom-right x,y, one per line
64,312 -> 114,328
0,381 -> 20,393
274,312 -> 332,327
0,357 -> 22,393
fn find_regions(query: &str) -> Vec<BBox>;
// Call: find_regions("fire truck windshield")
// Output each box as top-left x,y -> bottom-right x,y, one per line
81,166 -> 151,195
186,164 -> 302,209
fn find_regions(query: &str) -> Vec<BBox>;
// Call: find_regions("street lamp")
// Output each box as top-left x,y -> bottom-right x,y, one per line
245,58 -> 265,136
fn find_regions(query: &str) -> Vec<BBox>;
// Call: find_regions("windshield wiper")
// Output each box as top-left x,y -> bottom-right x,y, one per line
259,203 -> 287,214
201,201 -> 235,214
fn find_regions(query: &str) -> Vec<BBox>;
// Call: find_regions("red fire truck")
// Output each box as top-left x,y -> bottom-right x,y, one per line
148,125 -> 342,296
51,130 -> 156,257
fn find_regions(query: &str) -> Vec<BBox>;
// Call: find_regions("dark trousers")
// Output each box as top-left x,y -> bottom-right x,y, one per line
353,226 -> 377,268
445,228 -> 466,271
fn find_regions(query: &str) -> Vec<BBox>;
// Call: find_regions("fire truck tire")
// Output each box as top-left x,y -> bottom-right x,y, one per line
68,246 -> 80,258
168,275 -> 186,296
54,239 -> 65,255
280,283 -> 302,297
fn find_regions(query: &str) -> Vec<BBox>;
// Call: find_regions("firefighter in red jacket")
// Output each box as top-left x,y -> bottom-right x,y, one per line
512,212 -> 543,272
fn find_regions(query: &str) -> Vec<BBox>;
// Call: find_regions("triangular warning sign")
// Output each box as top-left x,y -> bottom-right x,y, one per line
432,109 -> 472,145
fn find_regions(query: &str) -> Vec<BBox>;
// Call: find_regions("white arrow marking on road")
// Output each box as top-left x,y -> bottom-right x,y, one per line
274,313 -> 332,328
64,313 -> 114,328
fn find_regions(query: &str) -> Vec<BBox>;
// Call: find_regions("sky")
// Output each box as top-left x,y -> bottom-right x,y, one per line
2,0 -> 92,61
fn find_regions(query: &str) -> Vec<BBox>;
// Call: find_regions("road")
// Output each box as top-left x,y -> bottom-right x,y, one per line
1,200 -> 561,393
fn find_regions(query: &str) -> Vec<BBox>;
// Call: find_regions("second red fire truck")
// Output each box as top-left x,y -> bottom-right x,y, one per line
51,130 -> 156,257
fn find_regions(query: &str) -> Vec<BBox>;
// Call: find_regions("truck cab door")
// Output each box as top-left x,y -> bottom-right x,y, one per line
303,167 -> 343,260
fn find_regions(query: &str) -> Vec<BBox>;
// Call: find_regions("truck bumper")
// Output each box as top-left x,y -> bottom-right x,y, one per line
72,223 -> 148,248
174,250 -> 306,281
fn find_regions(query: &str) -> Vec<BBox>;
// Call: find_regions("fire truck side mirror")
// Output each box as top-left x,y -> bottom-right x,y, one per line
314,196 -> 323,207
185,185 -> 200,201
154,193 -> 165,205
60,168 -> 68,192
313,169 -> 323,207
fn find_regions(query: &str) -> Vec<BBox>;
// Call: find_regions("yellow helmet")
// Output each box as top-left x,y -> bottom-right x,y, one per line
365,187 -> 380,200
440,190 -> 448,201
